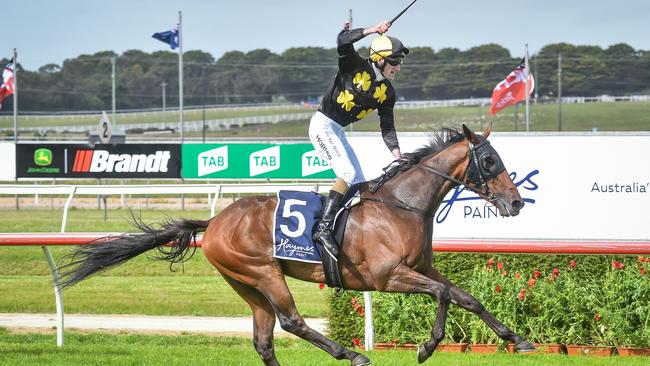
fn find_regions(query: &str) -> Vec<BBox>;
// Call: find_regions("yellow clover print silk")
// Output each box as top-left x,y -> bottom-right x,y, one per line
353,71 -> 371,91
356,108 -> 374,119
337,90 -> 355,111
373,84 -> 387,103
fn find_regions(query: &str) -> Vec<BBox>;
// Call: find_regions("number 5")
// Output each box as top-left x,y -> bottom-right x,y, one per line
280,199 -> 307,238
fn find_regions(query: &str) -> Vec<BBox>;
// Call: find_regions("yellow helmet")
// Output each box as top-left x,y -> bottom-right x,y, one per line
369,35 -> 409,62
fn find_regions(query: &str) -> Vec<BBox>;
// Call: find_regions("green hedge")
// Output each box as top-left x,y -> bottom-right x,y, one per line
326,253 -> 650,348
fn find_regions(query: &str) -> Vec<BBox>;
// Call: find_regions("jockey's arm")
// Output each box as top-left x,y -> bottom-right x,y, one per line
337,20 -> 391,54
379,103 -> 400,158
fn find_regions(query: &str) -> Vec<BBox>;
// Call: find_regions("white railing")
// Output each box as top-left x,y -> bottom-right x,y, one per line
2,112 -> 314,134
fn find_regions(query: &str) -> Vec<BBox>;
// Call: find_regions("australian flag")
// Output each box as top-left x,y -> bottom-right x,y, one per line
152,24 -> 179,49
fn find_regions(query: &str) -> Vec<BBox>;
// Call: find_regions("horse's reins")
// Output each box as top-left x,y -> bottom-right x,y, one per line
361,141 -> 500,215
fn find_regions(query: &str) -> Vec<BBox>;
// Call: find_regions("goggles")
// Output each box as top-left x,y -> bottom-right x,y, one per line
385,57 -> 404,66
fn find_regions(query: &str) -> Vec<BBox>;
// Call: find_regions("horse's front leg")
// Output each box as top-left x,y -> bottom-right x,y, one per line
380,265 -> 451,364
428,268 -> 535,351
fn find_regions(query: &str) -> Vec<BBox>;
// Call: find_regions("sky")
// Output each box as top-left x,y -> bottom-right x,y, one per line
6,0 -> 650,71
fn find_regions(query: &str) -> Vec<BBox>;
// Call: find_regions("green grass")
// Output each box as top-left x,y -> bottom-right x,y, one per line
5,101 -> 649,138
0,208 -> 328,317
183,101 -> 650,139
0,329 -> 647,366
0,106 -> 310,128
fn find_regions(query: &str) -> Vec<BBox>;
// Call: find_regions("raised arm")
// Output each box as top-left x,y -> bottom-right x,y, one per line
337,20 -> 391,72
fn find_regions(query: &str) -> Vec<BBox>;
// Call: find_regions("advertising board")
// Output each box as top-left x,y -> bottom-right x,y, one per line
16,143 -> 181,179
0,142 -> 16,180
347,133 -> 650,241
182,143 -> 334,179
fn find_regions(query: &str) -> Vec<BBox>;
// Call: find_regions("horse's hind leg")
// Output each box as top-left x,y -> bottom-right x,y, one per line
258,274 -> 371,366
222,275 -> 280,366
428,268 -> 535,351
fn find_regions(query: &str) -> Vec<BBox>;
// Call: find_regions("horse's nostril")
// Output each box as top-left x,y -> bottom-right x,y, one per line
512,200 -> 524,210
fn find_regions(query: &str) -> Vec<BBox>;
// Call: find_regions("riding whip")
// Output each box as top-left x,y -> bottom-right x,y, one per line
389,0 -> 418,25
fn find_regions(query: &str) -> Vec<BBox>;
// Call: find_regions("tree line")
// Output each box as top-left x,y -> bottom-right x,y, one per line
2,42 -> 649,112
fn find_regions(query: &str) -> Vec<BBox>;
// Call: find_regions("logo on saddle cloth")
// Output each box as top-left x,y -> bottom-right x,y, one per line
273,190 -> 324,263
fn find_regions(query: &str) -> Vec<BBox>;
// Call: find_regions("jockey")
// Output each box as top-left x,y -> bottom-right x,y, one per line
309,19 -> 408,260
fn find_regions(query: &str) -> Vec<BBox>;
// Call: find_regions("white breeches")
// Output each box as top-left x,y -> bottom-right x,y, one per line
309,111 -> 365,186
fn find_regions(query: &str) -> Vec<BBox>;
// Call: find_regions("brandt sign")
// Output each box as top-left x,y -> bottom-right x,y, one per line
16,144 -> 181,178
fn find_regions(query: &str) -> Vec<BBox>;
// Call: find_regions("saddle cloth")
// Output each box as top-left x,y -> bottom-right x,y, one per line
273,190 -> 324,263
272,189 -> 359,262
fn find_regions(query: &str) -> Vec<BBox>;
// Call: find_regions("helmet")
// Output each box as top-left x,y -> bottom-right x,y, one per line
369,35 -> 409,63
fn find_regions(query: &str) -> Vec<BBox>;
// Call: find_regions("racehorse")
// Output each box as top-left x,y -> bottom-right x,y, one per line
57,124 -> 534,365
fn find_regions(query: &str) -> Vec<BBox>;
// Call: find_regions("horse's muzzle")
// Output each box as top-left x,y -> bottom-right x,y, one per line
510,200 -> 524,216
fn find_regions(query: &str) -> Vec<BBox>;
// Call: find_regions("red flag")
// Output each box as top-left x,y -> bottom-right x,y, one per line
0,62 -> 15,110
489,60 -> 534,115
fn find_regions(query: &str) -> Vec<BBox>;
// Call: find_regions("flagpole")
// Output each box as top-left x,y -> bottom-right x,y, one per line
178,10 -> 184,144
524,44 -> 530,132
12,48 -> 17,142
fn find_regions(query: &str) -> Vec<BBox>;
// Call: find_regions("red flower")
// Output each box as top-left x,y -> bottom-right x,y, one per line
533,270 -> 541,279
612,261 -> 625,270
497,262 -> 504,270
515,273 -> 522,279
638,256 -> 644,263
487,258 -> 495,266
357,307 -> 365,317
595,313 -> 602,321
552,268 -> 560,276
527,278 -> 537,287
518,288 -> 527,301
495,284 -> 503,293
319,282 -> 325,290
570,260 -> 576,269
351,297 -> 358,305
645,257 -> 650,263
501,270 -> 508,276
640,268 -> 647,275
353,338 -> 360,347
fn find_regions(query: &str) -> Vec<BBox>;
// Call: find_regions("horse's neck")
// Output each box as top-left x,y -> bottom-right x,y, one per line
383,143 -> 468,215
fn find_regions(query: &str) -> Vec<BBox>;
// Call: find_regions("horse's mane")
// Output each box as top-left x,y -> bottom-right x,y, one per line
404,127 -> 466,164
369,127 -> 465,192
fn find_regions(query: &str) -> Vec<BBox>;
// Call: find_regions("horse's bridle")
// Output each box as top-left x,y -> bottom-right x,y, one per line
362,140 -> 506,215
417,140 -> 505,199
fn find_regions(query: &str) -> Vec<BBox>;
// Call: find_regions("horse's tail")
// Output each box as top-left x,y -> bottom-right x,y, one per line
56,216 -> 210,290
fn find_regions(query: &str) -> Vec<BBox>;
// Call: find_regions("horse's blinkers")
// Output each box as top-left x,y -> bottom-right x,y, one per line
466,140 -> 506,190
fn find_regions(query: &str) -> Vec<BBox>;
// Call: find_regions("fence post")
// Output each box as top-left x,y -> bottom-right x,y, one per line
364,291 -> 374,350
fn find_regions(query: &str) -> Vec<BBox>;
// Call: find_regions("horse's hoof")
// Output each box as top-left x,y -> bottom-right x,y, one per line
351,353 -> 371,366
515,340 -> 536,352
417,344 -> 432,364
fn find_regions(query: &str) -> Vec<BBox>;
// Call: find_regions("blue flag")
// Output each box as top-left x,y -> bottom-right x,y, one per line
152,24 -> 179,49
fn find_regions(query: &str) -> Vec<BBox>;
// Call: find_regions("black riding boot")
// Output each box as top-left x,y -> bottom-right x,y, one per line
314,191 -> 344,259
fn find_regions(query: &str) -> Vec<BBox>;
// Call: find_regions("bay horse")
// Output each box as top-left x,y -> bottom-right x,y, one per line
57,124 -> 534,365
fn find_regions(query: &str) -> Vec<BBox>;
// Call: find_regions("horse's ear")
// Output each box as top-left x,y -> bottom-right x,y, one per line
482,121 -> 493,140
462,124 -> 480,144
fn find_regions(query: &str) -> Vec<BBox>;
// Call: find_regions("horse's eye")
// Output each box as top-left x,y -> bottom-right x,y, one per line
482,156 -> 496,170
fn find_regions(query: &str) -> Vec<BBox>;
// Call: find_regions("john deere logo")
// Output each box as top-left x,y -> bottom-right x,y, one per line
34,148 -> 53,166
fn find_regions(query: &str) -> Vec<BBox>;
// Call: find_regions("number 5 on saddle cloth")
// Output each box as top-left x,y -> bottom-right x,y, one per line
273,190 -> 355,288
